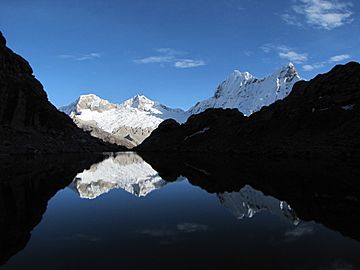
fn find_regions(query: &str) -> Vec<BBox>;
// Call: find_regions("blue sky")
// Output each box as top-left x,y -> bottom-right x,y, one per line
1,0 -> 359,109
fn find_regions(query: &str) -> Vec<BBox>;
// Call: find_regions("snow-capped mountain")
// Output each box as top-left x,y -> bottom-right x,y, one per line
218,185 -> 299,225
69,152 -> 173,199
59,94 -> 188,147
59,63 -> 300,148
189,63 -> 300,116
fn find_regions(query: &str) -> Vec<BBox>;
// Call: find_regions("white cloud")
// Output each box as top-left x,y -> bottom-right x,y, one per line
57,52 -> 102,61
281,13 -> 303,26
302,63 -> 325,71
174,59 -> 206,69
260,44 -> 308,64
302,53 -> 351,72
260,43 -> 273,53
328,54 -> 351,62
155,48 -> 183,55
279,50 -> 308,63
133,56 -> 174,64
134,48 -> 206,69
292,0 -> 354,30
243,50 -> 253,57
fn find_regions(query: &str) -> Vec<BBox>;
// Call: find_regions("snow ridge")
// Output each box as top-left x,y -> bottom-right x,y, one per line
60,94 -> 188,132
189,63 -> 300,116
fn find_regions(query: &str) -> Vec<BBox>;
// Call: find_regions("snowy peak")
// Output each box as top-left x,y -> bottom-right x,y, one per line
59,94 -> 118,115
274,62 -> 299,83
213,70 -> 254,99
59,93 -> 188,147
120,94 -> 157,112
189,63 -> 301,116
76,94 -> 118,112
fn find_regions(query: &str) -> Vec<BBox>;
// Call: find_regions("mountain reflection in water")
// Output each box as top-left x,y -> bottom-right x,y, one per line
69,152 -> 169,199
0,152 -> 359,269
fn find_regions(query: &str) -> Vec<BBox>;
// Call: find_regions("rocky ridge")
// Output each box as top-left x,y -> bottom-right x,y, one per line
0,32 -> 122,154
138,62 -> 360,158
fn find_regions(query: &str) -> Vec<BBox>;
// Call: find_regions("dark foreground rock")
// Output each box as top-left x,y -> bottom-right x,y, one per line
0,31 -> 124,154
140,152 -> 360,241
137,62 -> 360,158
0,153 -> 108,265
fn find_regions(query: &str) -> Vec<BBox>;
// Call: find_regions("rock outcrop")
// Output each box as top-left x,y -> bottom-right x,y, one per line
137,62 -> 360,158
0,32 -> 123,154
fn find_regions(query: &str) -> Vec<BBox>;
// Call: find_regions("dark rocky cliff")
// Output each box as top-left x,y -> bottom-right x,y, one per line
137,62 -> 360,158
0,31 -> 123,154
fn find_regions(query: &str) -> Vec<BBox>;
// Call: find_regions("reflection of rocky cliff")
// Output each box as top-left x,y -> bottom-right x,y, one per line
218,185 -> 299,225
140,152 -> 360,241
0,154 -> 105,265
70,152 -> 168,199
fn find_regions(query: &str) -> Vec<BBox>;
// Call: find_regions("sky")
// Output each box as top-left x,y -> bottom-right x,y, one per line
0,0 -> 359,110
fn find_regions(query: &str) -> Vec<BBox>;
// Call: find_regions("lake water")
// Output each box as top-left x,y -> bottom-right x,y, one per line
1,152 -> 359,270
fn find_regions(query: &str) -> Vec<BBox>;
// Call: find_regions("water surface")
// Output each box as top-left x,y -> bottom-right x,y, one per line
1,152 -> 359,270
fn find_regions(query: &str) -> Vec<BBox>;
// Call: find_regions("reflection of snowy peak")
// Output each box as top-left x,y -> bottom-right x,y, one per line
189,63 -> 300,116
218,185 -> 299,225
70,152 -> 168,199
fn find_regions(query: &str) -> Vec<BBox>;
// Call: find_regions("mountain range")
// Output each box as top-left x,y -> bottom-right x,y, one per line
60,63 -> 300,147
138,62 -> 360,159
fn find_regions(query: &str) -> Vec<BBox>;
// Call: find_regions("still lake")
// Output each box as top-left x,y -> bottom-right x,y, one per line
1,152 -> 360,270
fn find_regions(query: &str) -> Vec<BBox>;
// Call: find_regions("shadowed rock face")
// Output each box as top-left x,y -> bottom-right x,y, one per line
139,152 -> 360,241
137,62 -> 360,159
0,154 -> 107,265
0,32 -> 123,154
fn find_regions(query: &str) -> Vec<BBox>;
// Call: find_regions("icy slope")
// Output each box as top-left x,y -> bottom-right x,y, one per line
59,94 -> 188,147
189,63 -> 300,116
61,94 -> 187,131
